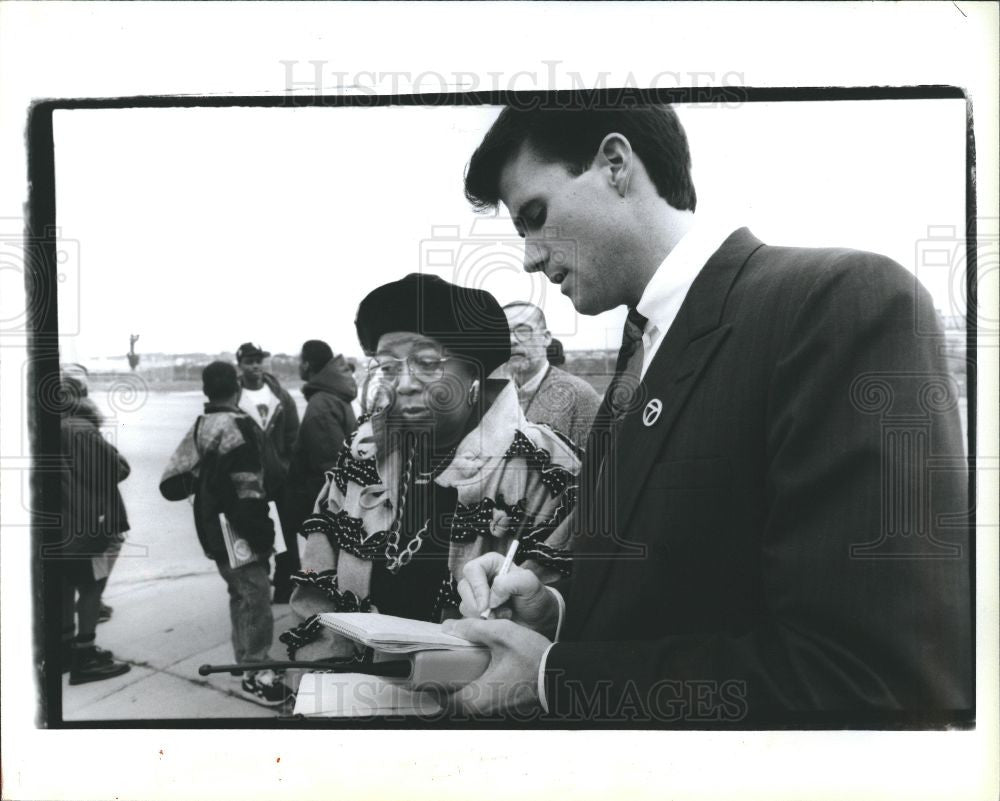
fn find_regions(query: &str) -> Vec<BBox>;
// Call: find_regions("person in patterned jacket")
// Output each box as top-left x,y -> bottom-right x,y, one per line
160,361 -> 293,707
281,274 -> 582,662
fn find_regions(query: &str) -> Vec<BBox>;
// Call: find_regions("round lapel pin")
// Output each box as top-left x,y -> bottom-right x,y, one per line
643,398 -> 663,427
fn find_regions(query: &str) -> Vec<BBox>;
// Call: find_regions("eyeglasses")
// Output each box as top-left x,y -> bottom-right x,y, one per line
367,353 -> 452,385
511,323 -> 541,343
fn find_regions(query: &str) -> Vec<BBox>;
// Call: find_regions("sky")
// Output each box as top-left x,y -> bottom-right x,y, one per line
52,98 -> 969,365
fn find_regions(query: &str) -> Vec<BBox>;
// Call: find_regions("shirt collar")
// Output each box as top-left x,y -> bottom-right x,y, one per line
516,361 -> 549,395
635,217 -> 737,338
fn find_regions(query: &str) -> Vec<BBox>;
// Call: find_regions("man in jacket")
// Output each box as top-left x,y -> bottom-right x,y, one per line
445,103 -> 972,725
283,339 -> 358,601
502,301 -> 601,450
160,361 -> 293,707
235,342 -> 300,602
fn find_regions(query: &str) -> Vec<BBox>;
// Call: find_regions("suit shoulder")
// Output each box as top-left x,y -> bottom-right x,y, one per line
746,243 -> 923,305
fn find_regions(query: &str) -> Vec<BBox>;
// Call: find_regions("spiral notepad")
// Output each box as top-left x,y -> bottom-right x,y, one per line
318,613 -> 484,654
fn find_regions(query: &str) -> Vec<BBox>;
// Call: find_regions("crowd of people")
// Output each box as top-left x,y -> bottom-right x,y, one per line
58,288 -> 601,708
57,102 -> 971,722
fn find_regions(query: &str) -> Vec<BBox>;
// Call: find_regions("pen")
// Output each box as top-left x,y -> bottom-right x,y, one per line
481,538 -> 520,619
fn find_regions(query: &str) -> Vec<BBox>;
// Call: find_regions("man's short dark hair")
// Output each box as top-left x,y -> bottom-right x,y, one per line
465,105 -> 697,213
202,361 -> 239,401
301,340 -> 334,370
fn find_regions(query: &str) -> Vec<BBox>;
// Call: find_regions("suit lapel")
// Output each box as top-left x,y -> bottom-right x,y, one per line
612,324 -> 732,537
569,228 -> 764,629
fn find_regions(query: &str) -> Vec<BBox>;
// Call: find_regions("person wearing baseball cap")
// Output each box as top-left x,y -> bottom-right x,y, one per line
235,342 -> 301,603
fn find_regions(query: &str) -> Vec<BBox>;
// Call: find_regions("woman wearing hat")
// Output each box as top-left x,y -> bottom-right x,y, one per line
281,274 -> 581,662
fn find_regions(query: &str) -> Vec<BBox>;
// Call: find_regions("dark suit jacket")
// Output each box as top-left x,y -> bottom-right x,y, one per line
545,228 -> 972,724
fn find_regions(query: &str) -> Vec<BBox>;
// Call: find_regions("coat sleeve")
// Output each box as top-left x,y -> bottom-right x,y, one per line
568,383 -> 601,450
299,397 -> 352,476
226,419 -> 274,553
506,426 -> 582,583
282,389 -> 301,457
115,450 -> 131,482
283,454 -> 374,662
544,255 -> 972,720
64,420 -> 125,515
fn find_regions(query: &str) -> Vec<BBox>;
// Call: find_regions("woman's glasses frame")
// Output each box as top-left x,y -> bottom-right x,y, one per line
366,353 -> 453,386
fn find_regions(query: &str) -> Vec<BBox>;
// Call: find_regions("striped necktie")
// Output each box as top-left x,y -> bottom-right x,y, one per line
608,307 -> 648,417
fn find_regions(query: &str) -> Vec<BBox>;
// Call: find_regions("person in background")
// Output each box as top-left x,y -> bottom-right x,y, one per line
546,337 -> 566,367
235,342 -> 300,604
284,339 -> 358,602
502,301 -> 601,450
57,374 -> 131,685
159,361 -> 293,707
61,364 -> 118,624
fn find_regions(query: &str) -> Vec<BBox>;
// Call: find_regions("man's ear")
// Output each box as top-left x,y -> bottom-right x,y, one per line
542,328 -> 553,347
596,133 -> 633,197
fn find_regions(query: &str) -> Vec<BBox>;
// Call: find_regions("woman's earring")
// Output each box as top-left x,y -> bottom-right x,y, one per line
467,380 -> 480,407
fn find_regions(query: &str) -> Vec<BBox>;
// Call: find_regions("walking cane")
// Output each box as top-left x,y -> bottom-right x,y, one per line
197,659 -> 411,678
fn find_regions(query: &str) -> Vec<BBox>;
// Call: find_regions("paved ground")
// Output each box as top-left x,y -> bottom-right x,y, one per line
62,572 -> 298,720
61,389 -> 306,721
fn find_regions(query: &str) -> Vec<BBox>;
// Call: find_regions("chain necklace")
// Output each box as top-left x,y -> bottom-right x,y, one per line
384,444 -> 429,574
383,431 -> 461,574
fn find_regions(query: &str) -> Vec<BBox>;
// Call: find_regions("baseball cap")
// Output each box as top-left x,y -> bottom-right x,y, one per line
236,342 -> 270,361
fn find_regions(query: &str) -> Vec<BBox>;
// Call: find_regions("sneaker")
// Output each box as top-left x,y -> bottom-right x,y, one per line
69,646 -> 131,685
98,602 -> 113,624
240,669 -> 295,707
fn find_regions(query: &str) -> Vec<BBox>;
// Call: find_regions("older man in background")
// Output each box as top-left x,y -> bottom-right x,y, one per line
502,301 -> 600,450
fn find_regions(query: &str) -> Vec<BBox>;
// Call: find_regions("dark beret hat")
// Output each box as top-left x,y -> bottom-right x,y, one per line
355,273 -> 511,376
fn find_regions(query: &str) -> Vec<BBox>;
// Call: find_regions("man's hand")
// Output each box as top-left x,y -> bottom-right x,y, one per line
441,617 -> 550,715
456,552 -> 560,638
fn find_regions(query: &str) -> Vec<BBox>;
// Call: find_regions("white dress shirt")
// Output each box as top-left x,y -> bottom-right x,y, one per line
536,218 -> 738,712
635,219 -> 738,380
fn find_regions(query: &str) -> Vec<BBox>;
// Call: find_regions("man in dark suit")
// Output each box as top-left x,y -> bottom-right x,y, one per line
444,105 -> 972,723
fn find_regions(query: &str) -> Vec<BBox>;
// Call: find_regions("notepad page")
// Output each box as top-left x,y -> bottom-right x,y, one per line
317,612 -> 480,649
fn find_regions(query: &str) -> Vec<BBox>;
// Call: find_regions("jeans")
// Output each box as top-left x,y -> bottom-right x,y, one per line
215,559 -> 274,668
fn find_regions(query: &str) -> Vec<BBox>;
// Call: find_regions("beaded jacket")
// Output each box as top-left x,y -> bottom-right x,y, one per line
281,380 -> 582,662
